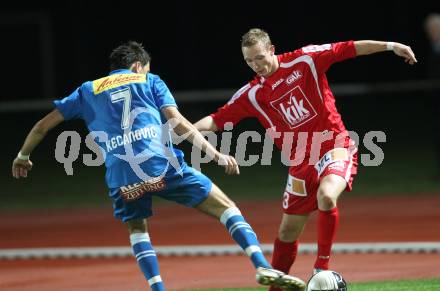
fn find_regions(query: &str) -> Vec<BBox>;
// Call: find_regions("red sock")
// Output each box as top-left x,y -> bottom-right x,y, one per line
269,238 -> 299,291
315,207 -> 339,270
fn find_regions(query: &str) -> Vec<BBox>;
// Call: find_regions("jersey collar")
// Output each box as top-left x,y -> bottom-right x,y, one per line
109,69 -> 133,75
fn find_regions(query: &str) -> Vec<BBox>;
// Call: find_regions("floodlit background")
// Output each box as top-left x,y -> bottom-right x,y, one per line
1,3 -> 439,208
1,2 -> 440,291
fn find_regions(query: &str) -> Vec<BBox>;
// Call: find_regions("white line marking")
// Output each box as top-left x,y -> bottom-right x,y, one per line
1,242 -> 439,260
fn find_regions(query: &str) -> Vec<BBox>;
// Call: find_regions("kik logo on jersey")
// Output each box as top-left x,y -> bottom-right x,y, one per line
270,86 -> 317,128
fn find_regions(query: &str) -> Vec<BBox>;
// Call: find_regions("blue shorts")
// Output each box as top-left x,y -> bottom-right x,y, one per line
109,163 -> 212,222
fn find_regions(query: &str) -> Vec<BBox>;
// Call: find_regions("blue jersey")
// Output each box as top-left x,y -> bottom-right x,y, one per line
54,69 -> 184,188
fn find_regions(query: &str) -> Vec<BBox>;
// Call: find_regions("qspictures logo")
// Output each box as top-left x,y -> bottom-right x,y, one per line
54,108 -> 386,179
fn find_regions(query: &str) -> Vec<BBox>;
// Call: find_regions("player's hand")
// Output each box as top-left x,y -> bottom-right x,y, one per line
12,158 -> 33,179
392,43 -> 417,65
217,154 -> 240,175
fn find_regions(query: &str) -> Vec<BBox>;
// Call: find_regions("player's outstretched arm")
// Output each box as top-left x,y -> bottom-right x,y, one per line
194,116 -> 218,132
12,109 -> 64,179
162,106 -> 239,175
354,40 -> 417,65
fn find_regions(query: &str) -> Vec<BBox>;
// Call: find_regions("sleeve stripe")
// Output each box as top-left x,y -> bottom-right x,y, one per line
159,104 -> 178,109
227,83 -> 251,105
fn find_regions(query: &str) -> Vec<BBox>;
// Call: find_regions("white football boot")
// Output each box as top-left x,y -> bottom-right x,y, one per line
256,267 -> 306,291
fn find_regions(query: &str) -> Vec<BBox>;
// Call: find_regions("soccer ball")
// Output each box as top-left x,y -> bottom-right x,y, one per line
307,270 -> 347,291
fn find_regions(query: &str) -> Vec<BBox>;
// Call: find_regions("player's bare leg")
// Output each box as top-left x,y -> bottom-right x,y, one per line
317,174 -> 346,210
195,183 -> 236,218
126,219 -> 165,291
196,183 -> 306,290
314,174 -> 347,272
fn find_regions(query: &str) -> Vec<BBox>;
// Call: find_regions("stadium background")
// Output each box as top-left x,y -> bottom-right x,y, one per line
1,2 -> 440,291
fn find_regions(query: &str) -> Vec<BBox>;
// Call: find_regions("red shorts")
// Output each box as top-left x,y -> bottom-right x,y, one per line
282,146 -> 358,214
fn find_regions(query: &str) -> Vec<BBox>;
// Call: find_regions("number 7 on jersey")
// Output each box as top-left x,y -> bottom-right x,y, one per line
111,87 -> 132,129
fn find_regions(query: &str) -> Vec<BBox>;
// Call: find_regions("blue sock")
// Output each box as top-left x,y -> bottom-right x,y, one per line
220,207 -> 271,269
130,233 -> 165,291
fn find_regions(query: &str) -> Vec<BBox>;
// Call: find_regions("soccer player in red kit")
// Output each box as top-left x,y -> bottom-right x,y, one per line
195,28 -> 417,289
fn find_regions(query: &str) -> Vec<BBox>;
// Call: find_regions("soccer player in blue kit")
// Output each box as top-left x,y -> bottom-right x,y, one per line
11,41 -> 306,291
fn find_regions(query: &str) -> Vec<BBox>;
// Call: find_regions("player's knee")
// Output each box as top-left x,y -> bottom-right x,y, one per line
317,190 -> 337,210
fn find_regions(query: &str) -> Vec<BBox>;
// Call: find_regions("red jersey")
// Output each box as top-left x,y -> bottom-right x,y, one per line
211,41 -> 357,166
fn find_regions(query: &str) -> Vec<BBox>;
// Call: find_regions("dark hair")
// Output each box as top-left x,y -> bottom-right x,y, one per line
109,41 -> 150,71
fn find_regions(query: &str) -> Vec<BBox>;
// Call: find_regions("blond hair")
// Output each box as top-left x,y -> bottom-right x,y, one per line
241,28 -> 272,48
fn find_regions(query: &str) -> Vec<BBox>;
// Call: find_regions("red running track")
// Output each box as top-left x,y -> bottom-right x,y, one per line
1,194 -> 439,290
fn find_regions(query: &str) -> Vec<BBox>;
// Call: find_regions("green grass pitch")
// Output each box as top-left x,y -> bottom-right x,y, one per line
186,278 -> 440,291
